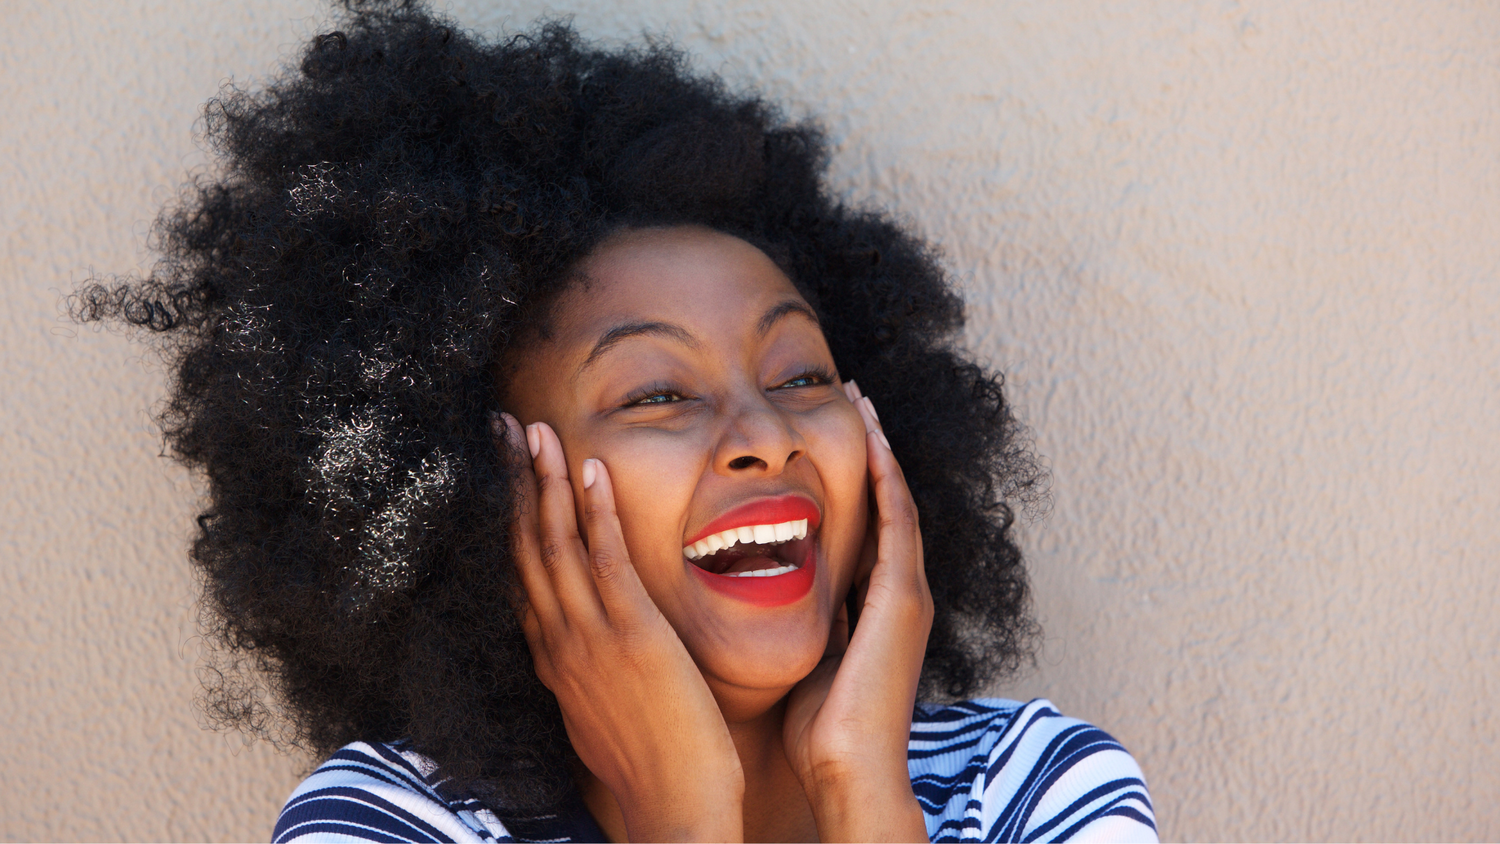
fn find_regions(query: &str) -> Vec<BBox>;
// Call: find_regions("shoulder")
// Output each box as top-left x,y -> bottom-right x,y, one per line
272,742 -> 512,843
909,698 -> 1158,843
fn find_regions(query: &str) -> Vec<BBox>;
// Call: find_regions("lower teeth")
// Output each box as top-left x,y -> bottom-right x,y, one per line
724,563 -> 799,578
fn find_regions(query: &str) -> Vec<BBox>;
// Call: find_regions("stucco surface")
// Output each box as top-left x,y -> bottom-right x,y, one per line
3,1 -> 1496,840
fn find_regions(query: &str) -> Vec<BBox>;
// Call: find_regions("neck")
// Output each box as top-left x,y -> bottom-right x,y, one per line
578,695 -> 819,842
729,698 -> 819,842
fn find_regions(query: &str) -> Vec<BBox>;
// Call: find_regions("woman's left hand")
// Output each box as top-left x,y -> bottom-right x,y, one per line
783,381 -> 934,842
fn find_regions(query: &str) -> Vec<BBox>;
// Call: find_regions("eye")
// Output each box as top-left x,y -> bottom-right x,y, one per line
774,367 -> 835,390
623,383 -> 689,407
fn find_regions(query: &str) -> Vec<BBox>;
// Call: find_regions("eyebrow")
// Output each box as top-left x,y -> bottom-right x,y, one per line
576,298 -> 820,375
578,322 -> 699,375
756,300 -> 820,336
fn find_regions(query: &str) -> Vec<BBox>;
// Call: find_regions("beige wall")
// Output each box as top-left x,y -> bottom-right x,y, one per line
4,0 -> 1496,840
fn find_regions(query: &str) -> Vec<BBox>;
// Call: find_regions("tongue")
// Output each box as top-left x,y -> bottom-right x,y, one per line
703,546 -> 786,576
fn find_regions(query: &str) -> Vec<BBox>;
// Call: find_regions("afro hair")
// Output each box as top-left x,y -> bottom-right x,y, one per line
74,0 -> 1045,815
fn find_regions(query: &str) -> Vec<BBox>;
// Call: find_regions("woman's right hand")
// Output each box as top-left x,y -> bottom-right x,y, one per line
497,414 -> 745,842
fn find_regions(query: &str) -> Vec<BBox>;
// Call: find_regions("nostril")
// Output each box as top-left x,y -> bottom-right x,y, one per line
728,455 -> 763,470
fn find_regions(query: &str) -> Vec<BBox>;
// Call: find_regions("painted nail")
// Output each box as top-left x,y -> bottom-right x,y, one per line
581,459 -> 597,489
863,396 -> 880,423
525,424 -> 541,458
878,430 -> 892,450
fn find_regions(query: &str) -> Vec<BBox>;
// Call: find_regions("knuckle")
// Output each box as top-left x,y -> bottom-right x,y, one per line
520,627 -> 542,656
531,659 -> 558,692
533,470 -> 565,498
879,501 -> 918,533
521,629 -> 550,668
901,590 -> 929,620
582,498 -> 616,524
537,541 -> 565,572
521,622 -> 542,649
590,550 -> 620,581
878,576 -> 930,618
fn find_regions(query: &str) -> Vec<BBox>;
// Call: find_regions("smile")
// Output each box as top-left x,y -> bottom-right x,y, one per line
683,495 -> 820,605
682,519 -> 809,570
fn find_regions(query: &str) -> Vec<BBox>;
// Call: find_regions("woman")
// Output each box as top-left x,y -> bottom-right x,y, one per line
76,2 -> 1156,840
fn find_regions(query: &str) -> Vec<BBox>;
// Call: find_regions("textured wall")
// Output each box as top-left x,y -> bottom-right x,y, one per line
4,1 -> 1496,840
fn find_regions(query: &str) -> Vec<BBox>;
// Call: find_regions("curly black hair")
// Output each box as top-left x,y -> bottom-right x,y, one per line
74,0 -> 1045,815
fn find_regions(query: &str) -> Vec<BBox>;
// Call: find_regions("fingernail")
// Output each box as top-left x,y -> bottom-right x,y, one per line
877,430 -> 892,450
863,396 -> 880,423
525,424 -> 541,458
581,458 -> 597,489
502,413 -> 524,447
847,379 -> 862,399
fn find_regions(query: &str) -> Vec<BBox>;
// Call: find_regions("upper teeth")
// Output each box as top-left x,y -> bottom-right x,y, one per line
682,519 -> 809,560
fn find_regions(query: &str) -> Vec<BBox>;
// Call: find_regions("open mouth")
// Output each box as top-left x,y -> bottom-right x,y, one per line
681,495 -> 821,606
682,519 -> 812,577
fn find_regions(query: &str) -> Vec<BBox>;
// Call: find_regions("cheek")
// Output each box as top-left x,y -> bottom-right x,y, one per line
818,407 -> 869,497
804,402 -> 870,566
587,428 -> 710,580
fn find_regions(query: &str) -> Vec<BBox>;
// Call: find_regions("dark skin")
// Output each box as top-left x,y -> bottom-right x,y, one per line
497,226 -> 933,841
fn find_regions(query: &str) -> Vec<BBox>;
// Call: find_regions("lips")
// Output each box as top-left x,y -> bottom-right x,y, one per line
683,494 -> 820,607
689,543 -> 817,607
685,495 -> 821,547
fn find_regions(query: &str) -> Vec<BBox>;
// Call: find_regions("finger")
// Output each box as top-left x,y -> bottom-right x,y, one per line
852,508 -> 878,616
864,428 -> 926,597
495,412 -> 562,625
518,605 -> 562,693
856,396 -> 890,450
842,379 -> 862,402
859,396 -> 916,589
579,457 -> 657,621
517,602 -> 548,667
529,421 -> 606,616
840,430 -> 931,696
826,599 -> 851,658
846,391 -> 882,623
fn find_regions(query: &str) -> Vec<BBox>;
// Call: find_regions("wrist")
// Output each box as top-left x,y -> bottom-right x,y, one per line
619,801 -> 744,842
806,764 -> 927,842
614,767 -> 745,842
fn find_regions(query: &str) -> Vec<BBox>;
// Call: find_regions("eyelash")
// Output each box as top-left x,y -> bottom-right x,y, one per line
623,382 -> 686,406
622,367 -> 836,407
776,366 -> 836,390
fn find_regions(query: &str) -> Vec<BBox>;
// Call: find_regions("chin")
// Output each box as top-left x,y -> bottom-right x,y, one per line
653,516 -> 861,707
683,598 -> 838,700
720,635 -> 827,690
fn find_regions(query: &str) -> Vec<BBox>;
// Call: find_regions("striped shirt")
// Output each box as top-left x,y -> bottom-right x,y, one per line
273,698 -> 1157,842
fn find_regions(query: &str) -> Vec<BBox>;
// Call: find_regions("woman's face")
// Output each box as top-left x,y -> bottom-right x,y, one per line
502,225 -> 869,713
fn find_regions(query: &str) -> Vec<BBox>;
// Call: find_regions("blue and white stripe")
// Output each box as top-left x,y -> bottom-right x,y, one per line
274,742 -> 508,843
274,698 -> 1156,842
910,699 -> 1157,842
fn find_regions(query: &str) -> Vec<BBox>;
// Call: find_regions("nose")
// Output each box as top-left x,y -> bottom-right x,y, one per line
714,392 -> 805,476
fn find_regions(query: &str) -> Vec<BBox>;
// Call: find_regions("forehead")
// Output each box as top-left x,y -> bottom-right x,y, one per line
555,226 -> 808,347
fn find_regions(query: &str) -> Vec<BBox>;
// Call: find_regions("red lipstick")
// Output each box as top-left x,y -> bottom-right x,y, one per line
689,546 -> 816,607
685,495 -> 821,546
684,494 -> 821,608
